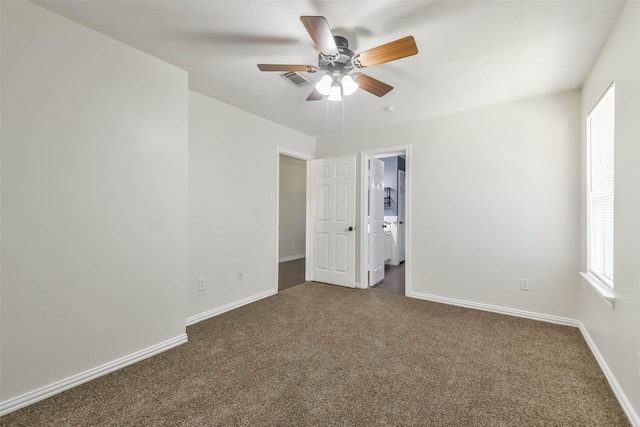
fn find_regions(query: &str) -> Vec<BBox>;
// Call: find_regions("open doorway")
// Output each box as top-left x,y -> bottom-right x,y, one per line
361,146 -> 411,296
277,152 -> 309,292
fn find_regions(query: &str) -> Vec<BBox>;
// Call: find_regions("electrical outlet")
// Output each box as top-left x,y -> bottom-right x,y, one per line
197,278 -> 206,291
520,278 -> 529,291
637,353 -> 640,376
291,241 -> 295,248
237,270 -> 243,281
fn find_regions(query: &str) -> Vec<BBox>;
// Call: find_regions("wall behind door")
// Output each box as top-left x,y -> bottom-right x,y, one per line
381,157 -> 398,216
317,90 -> 580,319
380,156 -> 406,216
279,155 -> 307,262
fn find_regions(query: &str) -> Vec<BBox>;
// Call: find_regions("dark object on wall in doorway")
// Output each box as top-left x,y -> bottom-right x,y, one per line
384,187 -> 391,207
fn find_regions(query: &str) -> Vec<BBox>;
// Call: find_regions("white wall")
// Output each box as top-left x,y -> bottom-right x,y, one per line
188,91 -> 314,321
1,1 -> 188,403
579,1 -> 640,420
279,155 -> 306,262
3,0 -> 633,419
318,90 -> 581,320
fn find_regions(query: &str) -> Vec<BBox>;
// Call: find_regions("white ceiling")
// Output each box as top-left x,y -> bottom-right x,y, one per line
34,0 -> 625,138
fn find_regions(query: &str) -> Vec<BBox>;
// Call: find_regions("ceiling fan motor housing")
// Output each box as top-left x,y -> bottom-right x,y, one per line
258,16 -> 418,100
318,35 -> 355,73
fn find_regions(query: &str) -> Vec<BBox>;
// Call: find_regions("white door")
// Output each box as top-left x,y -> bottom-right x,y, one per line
369,157 -> 385,285
398,169 -> 406,263
309,156 -> 356,287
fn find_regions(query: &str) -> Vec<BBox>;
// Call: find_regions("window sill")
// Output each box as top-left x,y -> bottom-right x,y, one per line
580,272 -> 615,309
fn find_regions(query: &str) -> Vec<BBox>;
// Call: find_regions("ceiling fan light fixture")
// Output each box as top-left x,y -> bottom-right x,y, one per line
341,75 -> 358,96
315,74 -> 333,96
328,84 -> 343,101
258,16 -> 418,102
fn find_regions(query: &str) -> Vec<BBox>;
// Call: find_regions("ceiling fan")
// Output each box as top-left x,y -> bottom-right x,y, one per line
257,16 -> 418,101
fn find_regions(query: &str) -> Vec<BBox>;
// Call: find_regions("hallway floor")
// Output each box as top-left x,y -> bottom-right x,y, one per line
371,262 -> 405,295
279,258 -> 405,295
278,258 -> 305,292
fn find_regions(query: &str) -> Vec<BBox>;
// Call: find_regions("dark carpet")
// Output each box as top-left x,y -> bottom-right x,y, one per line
0,282 -> 629,426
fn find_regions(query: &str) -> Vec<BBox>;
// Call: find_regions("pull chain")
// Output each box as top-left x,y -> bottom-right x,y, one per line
326,97 -> 329,138
342,94 -> 345,143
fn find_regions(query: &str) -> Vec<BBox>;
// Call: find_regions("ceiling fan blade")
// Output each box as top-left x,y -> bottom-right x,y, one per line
353,73 -> 393,97
300,16 -> 338,57
355,36 -> 418,68
257,64 -> 318,72
306,88 -> 324,101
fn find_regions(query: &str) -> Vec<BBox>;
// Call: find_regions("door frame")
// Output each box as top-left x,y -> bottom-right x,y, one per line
359,145 -> 412,296
398,169 -> 406,263
275,147 -> 314,292
369,157 -> 385,286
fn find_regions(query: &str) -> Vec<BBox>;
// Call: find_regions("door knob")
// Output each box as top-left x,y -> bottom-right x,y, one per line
399,221 -> 404,224
346,226 -> 354,231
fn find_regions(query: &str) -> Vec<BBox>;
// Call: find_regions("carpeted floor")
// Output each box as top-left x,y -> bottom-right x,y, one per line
0,282 -> 629,426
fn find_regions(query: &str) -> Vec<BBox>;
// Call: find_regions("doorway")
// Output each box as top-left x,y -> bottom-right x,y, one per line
276,149 -> 313,292
361,146 -> 411,296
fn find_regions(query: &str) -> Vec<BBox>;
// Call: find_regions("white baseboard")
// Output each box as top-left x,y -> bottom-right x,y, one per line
579,323 -> 639,426
279,254 -> 305,263
408,291 -> 579,327
0,334 -> 188,417
186,289 -> 276,326
408,291 -> 635,425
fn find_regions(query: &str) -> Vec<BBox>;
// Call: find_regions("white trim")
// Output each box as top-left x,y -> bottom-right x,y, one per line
186,289 -> 276,326
360,145 -> 412,295
279,254 -> 305,263
579,322 -> 639,426
305,158 -> 313,282
0,334 -> 187,417
359,153 -> 371,289
277,147 -> 314,162
405,146 -> 412,296
406,290 -> 636,425
585,82 -> 615,292
408,291 -> 579,327
580,272 -> 615,308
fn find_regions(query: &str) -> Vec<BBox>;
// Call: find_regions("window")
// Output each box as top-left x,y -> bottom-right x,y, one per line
587,83 -> 615,288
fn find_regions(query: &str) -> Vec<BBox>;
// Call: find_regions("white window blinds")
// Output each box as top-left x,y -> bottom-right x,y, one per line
587,84 -> 615,287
